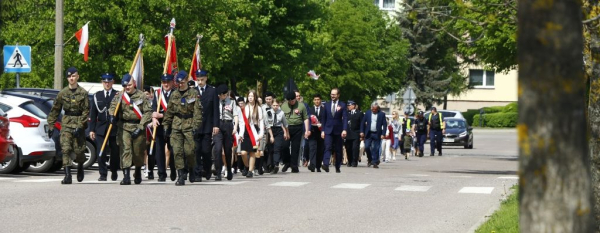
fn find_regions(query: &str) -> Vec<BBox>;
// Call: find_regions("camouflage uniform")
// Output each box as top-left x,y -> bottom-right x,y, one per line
163,88 -> 203,171
109,90 -> 152,169
48,86 -> 90,167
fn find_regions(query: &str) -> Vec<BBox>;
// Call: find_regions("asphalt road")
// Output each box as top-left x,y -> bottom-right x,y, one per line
0,129 -> 517,233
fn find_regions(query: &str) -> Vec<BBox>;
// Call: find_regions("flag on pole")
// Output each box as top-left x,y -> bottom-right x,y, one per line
190,44 -> 201,81
164,35 -> 178,74
74,22 -> 90,62
131,52 -> 144,89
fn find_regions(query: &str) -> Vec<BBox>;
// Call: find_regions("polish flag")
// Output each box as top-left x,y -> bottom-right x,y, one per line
190,44 -> 201,81
75,22 -> 89,62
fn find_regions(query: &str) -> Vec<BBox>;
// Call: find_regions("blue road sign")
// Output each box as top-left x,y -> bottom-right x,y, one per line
4,45 -> 32,73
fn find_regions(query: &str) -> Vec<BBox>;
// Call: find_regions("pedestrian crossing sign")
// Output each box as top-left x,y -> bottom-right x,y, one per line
4,45 -> 31,73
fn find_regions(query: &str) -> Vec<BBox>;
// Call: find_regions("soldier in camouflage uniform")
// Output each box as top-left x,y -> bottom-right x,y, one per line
163,71 -> 203,186
47,67 -> 90,184
109,74 -> 152,185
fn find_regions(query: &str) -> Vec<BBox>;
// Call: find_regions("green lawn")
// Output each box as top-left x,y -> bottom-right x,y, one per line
476,186 -> 519,233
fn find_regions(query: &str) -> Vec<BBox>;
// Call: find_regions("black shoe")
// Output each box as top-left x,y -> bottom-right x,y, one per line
335,167 -> 341,173
241,169 -> 248,176
76,163 -> 84,182
430,153 -> 435,156
367,162 -> 372,167
291,167 -> 299,173
352,163 -> 357,167
438,153 -> 442,156
317,168 -> 321,172
133,167 -> 142,184
158,176 -> 166,182
170,171 -> 177,181
215,173 -> 222,181
120,168 -> 131,185
246,171 -> 254,178
282,164 -> 290,173
227,168 -> 233,180
376,161 -> 380,166
205,170 -> 212,181
176,170 -> 185,186
271,166 -> 279,174
258,167 -> 264,175
62,166 -> 72,185
347,163 -> 352,167
321,165 -> 330,173
147,171 -> 154,180
111,172 -> 118,181
373,164 -> 379,169
308,165 -> 315,172
188,170 -> 197,183
98,176 -> 107,181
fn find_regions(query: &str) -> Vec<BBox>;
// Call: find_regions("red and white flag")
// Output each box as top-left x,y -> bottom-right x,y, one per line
190,44 -> 201,81
122,92 -> 142,119
164,35 -> 178,75
131,51 -> 144,89
75,22 -> 90,62
155,89 -> 168,111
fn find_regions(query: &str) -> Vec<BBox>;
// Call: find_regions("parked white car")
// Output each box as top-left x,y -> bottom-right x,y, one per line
0,95 -> 55,174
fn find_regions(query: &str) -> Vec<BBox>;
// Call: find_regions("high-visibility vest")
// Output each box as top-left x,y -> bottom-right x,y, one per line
428,113 -> 445,129
405,118 -> 411,132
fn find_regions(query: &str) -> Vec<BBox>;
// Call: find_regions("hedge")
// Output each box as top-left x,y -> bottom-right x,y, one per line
473,112 -> 518,128
480,102 -> 518,114
461,109 -> 479,126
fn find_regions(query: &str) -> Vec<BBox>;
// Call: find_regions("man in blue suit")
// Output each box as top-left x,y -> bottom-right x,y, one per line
320,88 -> 348,173
360,102 -> 386,168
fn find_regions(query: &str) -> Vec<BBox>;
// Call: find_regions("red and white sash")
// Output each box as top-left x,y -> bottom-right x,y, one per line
122,92 -> 142,119
156,89 -> 168,111
241,108 -> 259,148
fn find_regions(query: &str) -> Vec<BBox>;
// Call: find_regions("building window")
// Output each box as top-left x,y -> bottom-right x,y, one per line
469,69 -> 495,88
374,0 -> 396,10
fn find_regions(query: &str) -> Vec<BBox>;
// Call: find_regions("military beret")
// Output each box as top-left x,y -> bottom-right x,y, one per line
121,74 -> 132,86
175,70 -> 188,83
285,91 -> 296,101
161,73 -> 174,81
101,73 -> 114,82
217,84 -> 228,95
66,67 -> 78,77
196,69 -> 209,77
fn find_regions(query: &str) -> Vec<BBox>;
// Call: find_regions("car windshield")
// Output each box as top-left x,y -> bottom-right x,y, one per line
441,112 -> 457,118
445,120 -> 466,129
20,102 -> 47,119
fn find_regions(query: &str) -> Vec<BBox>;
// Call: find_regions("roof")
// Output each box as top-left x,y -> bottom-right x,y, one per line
0,94 -> 33,106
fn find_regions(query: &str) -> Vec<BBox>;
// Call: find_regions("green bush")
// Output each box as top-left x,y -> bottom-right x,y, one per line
473,112 -> 518,128
462,109 -> 480,126
482,106 -> 504,114
502,102 -> 518,113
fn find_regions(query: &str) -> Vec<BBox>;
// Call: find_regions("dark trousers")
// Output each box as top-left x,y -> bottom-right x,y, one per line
302,138 -> 310,163
416,133 -> 427,153
282,125 -> 303,168
97,134 -> 119,176
270,127 -> 284,167
155,127 -> 175,178
213,121 -> 234,173
429,129 -> 443,154
194,132 -> 213,176
323,133 -> 344,168
365,133 -> 382,164
344,138 -> 360,166
308,130 -> 324,168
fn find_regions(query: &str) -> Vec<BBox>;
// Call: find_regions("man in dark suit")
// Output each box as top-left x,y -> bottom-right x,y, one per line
344,100 -> 363,167
321,88 -> 348,173
151,73 -> 176,182
194,69 -> 220,181
308,94 -> 325,172
360,102 -> 386,168
90,73 -> 120,181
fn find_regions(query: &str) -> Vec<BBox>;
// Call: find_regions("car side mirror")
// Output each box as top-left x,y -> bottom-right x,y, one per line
468,127 -> 473,131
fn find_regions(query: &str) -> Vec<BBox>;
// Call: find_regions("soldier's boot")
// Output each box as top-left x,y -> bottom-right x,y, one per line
134,166 -> 142,184
120,168 -> 131,185
175,170 -> 185,186
61,166 -> 72,185
76,163 -> 84,182
188,169 -> 198,183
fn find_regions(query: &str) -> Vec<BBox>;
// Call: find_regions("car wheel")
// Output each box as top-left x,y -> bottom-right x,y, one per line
73,141 -> 97,169
26,158 -> 55,173
12,162 -> 30,174
468,141 -> 473,149
0,145 -> 18,174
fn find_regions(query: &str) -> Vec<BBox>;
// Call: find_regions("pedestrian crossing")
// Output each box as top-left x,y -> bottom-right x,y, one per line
0,175 -> 518,194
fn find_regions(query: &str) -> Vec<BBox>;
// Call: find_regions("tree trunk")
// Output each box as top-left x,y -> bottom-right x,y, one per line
443,94 -> 447,110
518,0 -> 594,231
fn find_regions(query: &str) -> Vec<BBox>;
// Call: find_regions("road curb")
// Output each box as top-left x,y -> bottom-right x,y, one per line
466,185 -> 516,233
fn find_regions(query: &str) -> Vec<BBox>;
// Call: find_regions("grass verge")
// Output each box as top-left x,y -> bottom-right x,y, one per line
475,185 -> 519,233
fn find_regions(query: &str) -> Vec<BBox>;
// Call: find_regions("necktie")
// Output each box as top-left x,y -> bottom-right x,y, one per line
316,107 -> 319,116
105,91 -> 108,98
331,101 -> 336,116
201,87 -> 205,96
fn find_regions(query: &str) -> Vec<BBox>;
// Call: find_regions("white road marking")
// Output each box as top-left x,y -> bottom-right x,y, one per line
395,185 -> 432,192
408,174 -> 430,177
449,176 -> 472,178
199,181 -> 248,186
331,183 -> 371,189
497,176 -> 518,180
78,180 -> 120,184
458,187 -> 494,194
269,182 -> 309,187
15,178 -> 63,183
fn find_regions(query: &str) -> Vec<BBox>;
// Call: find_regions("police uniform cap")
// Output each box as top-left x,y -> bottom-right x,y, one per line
175,70 -> 188,83
196,69 -> 209,77
348,100 -> 356,105
216,84 -> 228,95
121,74 -> 132,86
285,91 -> 296,101
418,111 -> 424,115
161,73 -> 174,82
101,73 -> 114,82
66,67 -> 78,77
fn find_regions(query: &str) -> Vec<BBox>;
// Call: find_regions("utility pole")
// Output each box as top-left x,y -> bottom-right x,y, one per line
54,0 -> 63,90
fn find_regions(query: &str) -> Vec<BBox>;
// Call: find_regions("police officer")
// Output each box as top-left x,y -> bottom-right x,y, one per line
90,73 -> 120,181
194,70 -> 219,182
163,71 -> 203,186
48,67 -> 90,184
344,100 -> 363,167
151,73 -> 177,182
212,84 -> 235,181
109,74 -> 152,185
428,107 -> 445,156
